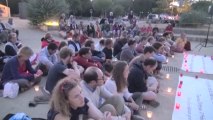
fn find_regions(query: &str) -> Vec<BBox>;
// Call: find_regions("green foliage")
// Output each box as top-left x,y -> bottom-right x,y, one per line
112,5 -> 125,16
179,10 -> 208,27
27,0 -> 68,25
93,0 -> 112,15
191,1 -> 212,14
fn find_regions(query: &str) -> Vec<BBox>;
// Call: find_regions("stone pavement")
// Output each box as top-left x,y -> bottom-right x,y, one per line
0,18 -> 213,120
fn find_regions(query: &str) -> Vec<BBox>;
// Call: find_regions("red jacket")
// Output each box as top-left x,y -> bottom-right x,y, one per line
74,55 -> 102,69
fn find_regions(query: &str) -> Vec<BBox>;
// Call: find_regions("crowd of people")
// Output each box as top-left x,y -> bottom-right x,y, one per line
0,12 -> 192,120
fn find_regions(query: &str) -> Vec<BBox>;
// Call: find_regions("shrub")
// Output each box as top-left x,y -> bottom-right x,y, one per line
191,1 -> 212,14
27,0 -> 68,25
179,10 -> 208,27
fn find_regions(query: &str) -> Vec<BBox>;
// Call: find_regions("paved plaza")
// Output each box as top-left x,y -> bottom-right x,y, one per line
0,18 -> 213,120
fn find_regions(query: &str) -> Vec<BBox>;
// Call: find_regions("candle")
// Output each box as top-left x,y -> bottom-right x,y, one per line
178,84 -> 182,88
195,75 -> 198,79
176,103 -> 180,109
180,73 -> 183,77
166,59 -> 169,63
177,91 -> 181,96
34,85 -> 39,92
147,111 -> 153,119
166,74 -> 170,79
172,55 -> 174,58
185,60 -> 187,63
186,69 -> 189,72
180,81 -> 183,85
167,87 -> 172,93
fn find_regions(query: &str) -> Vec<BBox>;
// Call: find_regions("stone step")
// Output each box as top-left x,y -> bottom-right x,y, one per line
159,27 -> 213,36
173,33 -> 213,43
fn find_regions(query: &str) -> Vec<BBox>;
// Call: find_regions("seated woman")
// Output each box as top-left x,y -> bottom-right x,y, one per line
48,77 -> 130,120
1,46 -> 43,89
135,36 -> 148,53
5,32 -> 21,56
74,47 -> 102,69
152,42 -> 167,74
41,33 -> 60,48
173,33 -> 191,53
105,61 -> 145,120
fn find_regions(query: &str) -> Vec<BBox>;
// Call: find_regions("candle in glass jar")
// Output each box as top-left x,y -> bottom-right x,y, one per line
166,59 -> 169,63
172,55 -> 174,58
177,91 -> 181,96
34,85 -> 39,92
166,74 -> 170,79
167,87 -> 172,93
147,111 -> 153,119
176,103 -> 180,109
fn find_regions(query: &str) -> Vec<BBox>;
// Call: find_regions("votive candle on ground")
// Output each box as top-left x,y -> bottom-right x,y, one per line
177,91 -> 181,96
166,74 -> 170,79
147,111 -> 153,119
34,85 -> 39,92
167,87 -> 172,93
166,59 -> 169,63
176,103 -> 180,109
172,55 -> 175,58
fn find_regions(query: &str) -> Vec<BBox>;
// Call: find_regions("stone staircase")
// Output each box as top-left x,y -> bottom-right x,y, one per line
159,26 -> 213,43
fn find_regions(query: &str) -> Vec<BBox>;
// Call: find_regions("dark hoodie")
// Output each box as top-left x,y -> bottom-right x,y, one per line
128,61 -> 148,93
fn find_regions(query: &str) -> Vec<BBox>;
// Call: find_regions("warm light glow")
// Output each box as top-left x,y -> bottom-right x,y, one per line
167,87 -> 172,93
44,20 -> 59,26
34,85 -> 39,92
147,111 -> 153,118
172,55 -> 175,58
166,59 -> 169,63
166,74 -> 170,79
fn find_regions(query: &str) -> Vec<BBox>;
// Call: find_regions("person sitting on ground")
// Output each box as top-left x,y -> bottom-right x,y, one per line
31,47 -> 81,105
68,33 -> 81,55
129,46 -> 155,68
79,31 -> 89,45
87,23 -> 95,38
74,47 -> 102,69
135,36 -> 148,53
113,32 -> 128,59
120,39 -> 137,63
1,46 -> 43,89
103,62 -> 113,80
145,36 -> 156,47
95,20 -> 102,38
173,33 -> 191,53
80,67 -> 131,119
101,21 -> 111,38
102,39 -> 113,61
84,40 -> 105,63
158,37 -> 173,57
48,77 -> 127,120
152,42 -> 167,74
95,39 -> 105,51
37,43 -> 58,76
105,61 -> 145,120
128,58 -> 159,107
4,32 -> 21,56
41,33 -> 60,49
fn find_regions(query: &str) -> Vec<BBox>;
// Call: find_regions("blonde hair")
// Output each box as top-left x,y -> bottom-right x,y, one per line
18,46 -> 34,57
50,77 -> 78,117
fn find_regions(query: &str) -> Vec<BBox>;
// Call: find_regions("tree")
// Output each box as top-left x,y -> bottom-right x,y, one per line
112,5 -> 125,16
93,0 -> 112,16
27,0 -> 68,25
191,1 -> 212,14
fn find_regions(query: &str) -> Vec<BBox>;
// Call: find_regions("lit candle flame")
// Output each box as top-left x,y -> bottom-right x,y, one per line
34,86 -> 39,92
147,111 -> 153,118
166,74 -> 170,79
167,87 -> 172,93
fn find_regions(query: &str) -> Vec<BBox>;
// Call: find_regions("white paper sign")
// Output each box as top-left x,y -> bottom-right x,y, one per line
181,54 -> 213,74
172,76 -> 213,120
